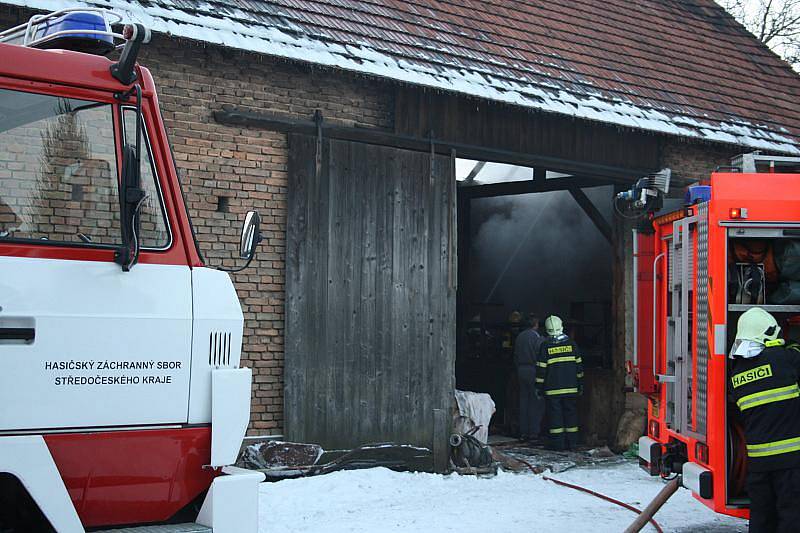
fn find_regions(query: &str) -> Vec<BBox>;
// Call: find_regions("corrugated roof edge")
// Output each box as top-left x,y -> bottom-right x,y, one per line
5,0 -> 799,154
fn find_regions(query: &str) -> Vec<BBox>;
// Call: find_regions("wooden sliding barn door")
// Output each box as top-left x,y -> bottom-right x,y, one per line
285,134 -> 456,471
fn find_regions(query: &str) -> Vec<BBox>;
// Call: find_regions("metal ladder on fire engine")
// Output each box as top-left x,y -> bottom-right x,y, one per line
662,204 -> 709,441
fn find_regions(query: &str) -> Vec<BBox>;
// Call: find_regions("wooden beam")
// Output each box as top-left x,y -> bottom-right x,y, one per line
214,108 -> 654,182
456,189 -> 471,361
460,176 -> 611,199
568,187 -> 613,245
463,161 -> 486,184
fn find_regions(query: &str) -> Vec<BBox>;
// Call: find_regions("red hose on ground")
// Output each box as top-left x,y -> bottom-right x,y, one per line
513,457 -> 665,533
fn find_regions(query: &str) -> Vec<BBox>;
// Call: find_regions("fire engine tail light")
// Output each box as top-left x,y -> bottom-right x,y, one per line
649,420 -> 660,439
696,442 -> 709,464
729,207 -> 748,219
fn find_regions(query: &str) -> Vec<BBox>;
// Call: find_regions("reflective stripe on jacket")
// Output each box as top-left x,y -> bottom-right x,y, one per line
729,340 -> 800,472
535,334 -> 583,397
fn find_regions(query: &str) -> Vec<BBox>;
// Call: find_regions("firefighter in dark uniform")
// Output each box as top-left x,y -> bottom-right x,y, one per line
729,307 -> 800,533
514,315 -> 543,441
536,315 -> 583,451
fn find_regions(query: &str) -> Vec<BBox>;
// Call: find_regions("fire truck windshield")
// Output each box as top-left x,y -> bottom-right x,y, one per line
0,87 -> 168,248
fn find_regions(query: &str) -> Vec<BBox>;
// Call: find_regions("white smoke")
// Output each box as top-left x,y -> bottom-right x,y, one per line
469,186 -> 613,322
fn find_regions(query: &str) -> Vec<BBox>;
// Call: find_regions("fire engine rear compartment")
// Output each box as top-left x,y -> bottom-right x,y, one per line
725,226 -> 800,507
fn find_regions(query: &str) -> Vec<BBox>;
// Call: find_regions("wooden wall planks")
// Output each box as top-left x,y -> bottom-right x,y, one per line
395,87 -> 661,172
286,134 -> 456,471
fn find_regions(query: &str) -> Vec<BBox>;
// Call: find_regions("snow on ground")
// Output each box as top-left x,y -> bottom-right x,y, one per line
258,461 -> 746,533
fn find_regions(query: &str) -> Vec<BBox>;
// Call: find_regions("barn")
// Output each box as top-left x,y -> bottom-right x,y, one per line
3,0 -> 799,471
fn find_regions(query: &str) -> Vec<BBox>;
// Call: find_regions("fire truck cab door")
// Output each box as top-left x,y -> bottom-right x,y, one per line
0,257 -> 192,431
0,90 -> 192,431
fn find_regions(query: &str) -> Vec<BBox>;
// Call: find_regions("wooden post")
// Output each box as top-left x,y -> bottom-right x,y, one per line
610,185 -> 632,444
432,408 -> 449,473
456,189 -> 471,368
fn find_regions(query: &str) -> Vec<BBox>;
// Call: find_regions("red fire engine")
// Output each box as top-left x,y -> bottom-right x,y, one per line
631,153 -> 800,519
0,9 -> 263,532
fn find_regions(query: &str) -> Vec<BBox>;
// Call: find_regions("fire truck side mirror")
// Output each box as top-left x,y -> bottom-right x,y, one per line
239,210 -> 263,260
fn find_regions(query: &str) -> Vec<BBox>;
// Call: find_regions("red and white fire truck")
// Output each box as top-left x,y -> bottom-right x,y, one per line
0,9 -> 264,532
631,153 -> 800,519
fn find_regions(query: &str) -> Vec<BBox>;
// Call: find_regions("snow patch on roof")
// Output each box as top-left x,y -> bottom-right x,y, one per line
5,0 -> 799,154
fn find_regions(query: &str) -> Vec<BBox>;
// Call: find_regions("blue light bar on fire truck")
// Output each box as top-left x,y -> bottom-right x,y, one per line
0,9 -> 124,55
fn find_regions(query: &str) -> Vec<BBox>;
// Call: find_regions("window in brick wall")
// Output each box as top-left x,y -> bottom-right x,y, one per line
0,88 -> 121,246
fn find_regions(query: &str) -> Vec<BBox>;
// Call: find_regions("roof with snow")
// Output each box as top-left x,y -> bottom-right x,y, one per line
7,0 -> 800,153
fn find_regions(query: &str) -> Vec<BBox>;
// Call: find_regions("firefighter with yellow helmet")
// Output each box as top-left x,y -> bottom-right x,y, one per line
536,315 -> 583,450
729,307 -> 800,532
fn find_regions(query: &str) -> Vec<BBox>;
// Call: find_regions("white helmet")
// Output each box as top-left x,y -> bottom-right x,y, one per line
544,315 -> 563,336
730,307 -> 780,358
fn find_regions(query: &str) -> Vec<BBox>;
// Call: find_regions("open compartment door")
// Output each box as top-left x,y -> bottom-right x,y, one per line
634,229 -> 657,394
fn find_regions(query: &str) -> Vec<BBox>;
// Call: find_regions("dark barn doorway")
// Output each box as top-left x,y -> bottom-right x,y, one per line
455,160 -> 615,442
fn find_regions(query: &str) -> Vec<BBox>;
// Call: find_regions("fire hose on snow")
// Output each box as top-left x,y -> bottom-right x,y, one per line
511,455 -> 668,533
622,476 -> 680,533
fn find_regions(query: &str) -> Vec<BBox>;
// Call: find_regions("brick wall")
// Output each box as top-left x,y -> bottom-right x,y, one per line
139,37 -> 394,435
659,137 -> 739,181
